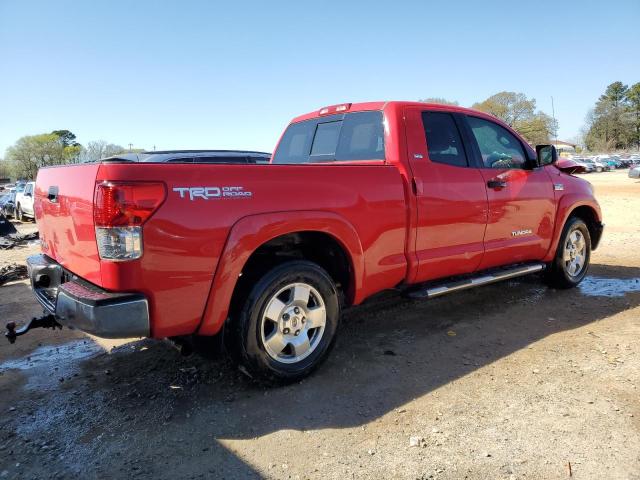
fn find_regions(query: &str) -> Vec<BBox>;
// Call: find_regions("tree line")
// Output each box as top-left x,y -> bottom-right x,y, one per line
425,83 -> 640,153
0,131 -> 129,180
2,84 -> 637,180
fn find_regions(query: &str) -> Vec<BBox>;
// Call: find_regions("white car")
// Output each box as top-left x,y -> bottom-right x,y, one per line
15,181 -> 35,221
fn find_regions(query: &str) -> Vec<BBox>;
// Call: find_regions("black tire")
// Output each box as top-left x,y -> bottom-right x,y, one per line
228,260 -> 340,384
545,216 -> 591,289
15,205 -> 22,222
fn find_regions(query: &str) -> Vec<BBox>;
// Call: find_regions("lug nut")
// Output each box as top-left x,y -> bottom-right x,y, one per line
301,317 -> 306,324
282,313 -> 290,321
294,307 -> 300,314
283,328 -> 290,334
294,330 -> 300,336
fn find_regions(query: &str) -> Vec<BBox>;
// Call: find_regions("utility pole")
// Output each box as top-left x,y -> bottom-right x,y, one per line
551,96 -> 558,144
128,143 -> 133,152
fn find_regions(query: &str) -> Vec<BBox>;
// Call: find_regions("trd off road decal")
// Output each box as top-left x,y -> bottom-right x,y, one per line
173,186 -> 252,200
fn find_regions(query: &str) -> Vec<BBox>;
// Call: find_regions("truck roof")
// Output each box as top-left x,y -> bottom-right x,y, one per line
290,101 -> 496,124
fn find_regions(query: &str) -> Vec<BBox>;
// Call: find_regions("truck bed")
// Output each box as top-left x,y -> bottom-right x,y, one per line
35,162 -> 408,337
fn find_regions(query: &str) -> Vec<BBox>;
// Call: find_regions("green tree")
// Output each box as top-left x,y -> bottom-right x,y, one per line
472,92 -> 556,145
626,82 -> 640,151
602,81 -> 628,108
419,97 -> 459,106
5,133 -> 80,179
472,92 -> 535,127
0,159 -> 11,180
51,129 -> 80,147
585,81 -> 632,151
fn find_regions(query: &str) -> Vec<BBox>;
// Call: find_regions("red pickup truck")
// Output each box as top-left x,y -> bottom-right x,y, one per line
17,102 -> 603,383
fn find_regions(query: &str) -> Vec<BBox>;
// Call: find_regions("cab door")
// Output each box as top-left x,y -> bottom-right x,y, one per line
461,115 -> 555,270
405,107 -> 488,283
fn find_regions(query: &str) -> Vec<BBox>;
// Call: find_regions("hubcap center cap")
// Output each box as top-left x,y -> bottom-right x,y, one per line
281,307 -> 306,335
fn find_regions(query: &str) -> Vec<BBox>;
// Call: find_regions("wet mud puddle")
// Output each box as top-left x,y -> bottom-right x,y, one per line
578,276 -> 640,297
0,339 -> 104,391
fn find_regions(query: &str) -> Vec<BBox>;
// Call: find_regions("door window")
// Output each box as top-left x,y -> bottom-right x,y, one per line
421,112 -> 468,167
467,116 -> 527,169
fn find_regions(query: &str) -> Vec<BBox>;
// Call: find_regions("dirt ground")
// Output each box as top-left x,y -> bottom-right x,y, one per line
1,170 -> 639,480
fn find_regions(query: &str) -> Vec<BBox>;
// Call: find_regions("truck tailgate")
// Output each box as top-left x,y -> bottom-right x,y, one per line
35,165 -> 102,285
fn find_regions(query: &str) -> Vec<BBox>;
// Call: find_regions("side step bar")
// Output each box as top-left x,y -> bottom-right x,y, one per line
407,263 -> 546,299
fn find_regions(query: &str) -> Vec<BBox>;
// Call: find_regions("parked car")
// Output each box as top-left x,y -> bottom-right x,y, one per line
0,192 -> 10,208
14,181 -> 35,221
573,158 -> 595,173
619,158 -> 633,168
629,165 -> 640,179
582,158 -> 604,172
598,157 -> 617,171
1,191 -> 16,218
16,102 -> 603,383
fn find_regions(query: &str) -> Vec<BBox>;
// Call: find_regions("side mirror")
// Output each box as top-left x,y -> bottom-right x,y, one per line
536,144 -> 558,167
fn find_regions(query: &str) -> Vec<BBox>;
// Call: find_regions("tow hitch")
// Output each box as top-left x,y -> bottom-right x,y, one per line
5,314 -> 62,344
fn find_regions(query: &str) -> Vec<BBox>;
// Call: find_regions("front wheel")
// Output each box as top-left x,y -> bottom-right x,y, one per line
15,205 -> 23,222
545,217 -> 591,289
229,260 -> 341,384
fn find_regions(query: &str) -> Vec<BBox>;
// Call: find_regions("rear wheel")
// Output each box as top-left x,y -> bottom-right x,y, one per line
229,260 -> 340,384
545,217 -> 591,289
15,204 -> 23,222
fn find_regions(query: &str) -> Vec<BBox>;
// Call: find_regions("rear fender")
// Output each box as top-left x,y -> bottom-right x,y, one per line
197,211 -> 364,335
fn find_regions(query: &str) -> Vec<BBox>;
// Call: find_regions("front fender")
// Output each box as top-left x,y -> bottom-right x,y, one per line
197,210 -> 365,336
542,193 -> 602,262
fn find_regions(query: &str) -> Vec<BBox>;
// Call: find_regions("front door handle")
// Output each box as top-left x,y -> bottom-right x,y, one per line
487,179 -> 507,189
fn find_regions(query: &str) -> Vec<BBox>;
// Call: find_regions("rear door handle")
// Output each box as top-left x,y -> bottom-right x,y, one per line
48,186 -> 59,203
487,179 -> 507,189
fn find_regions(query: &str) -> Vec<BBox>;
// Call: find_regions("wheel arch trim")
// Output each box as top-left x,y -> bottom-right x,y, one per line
197,210 -> 364,336
543,195 -> 603,262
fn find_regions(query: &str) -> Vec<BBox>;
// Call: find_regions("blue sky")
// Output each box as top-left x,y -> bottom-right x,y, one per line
1,0 -> 639,155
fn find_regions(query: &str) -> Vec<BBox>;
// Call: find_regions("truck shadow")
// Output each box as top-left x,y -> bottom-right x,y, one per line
3,263 -> 639,478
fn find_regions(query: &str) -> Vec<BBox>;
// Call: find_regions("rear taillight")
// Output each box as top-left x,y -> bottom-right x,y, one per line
94,182 -> 166,261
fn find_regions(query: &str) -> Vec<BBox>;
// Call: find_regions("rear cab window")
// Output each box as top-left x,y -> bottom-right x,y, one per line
272,111 -> 385,164
421,111 -> 468,167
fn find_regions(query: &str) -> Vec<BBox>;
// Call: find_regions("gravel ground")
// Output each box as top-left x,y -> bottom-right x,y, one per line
0,170 -> 639,480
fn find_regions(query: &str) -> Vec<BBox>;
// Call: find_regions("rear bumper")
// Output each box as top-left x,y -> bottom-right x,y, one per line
26,254 -> 150,338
